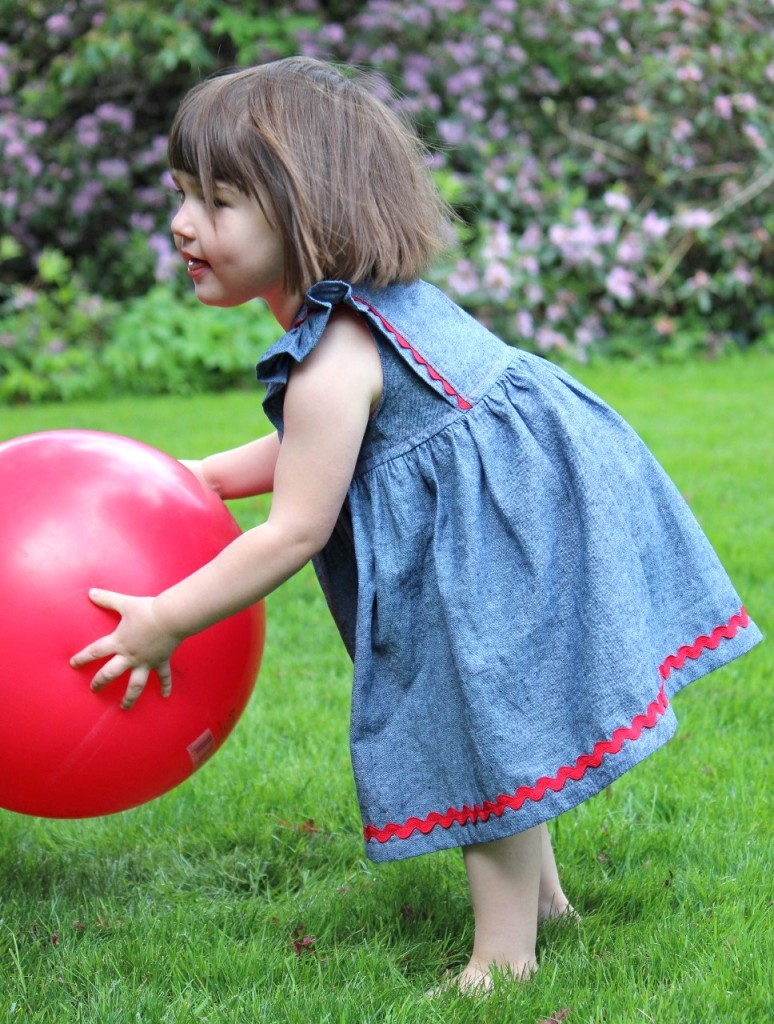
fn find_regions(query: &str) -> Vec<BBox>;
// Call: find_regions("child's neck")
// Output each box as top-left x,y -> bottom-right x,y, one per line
266,286 -> 304,331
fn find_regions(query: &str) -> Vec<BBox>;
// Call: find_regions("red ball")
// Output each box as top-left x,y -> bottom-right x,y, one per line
0,429 -> 265,818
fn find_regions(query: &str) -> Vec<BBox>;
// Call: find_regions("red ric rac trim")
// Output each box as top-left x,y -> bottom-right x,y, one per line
353,296 -> 473,411
364,606 -> 750,845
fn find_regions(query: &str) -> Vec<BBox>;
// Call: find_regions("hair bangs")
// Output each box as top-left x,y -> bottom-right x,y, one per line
167,80 -> 268,212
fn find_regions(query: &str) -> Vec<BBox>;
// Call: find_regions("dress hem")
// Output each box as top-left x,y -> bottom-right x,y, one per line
362,605 -> 759,862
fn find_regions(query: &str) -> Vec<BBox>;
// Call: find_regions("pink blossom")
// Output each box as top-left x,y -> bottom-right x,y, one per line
743,124 -> 765,151
605,266 -> 637,303
506,45 -> 527,64
642,211 -> 671,238
446,67 -> 483,95
549,210 -> 607,268
96,104 -> 135,133
535,326 -> 569,351
733,93 -> 757,113
677,209 -> 714,230
732,262 -> 753,286
713,95 -> 733,120
524,282 -> 544,305
677,66 -> 702,83
446,259 -> 479,297
482,221 -> 512,261
130,213 -> 155,232
671,118 -> 693,142
654,316 -> 676,337
23,154 -> 43,177
97,158 -> 129,181
686,270 -> 711,291
518,224 -> 543,252
483,260 -> 514,300
617,233 -> 645,264
546,303 -> 567,323
148,233 -> 179,283
672,153 -> 696,171
574,29 -> 604,48
45,13 -> 71,36
577,315 -> 603,347
12,287 -> 36,310
517,254 -> 539,276
71,181 -> 104,216
437,119 -> 466,145
603,191 -> 631,213
319,23 -> 345,45
516,310 -> 534,338
76,116 -> 100,148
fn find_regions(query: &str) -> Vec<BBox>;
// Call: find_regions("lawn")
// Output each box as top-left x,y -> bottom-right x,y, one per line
0,351 -> 771,1023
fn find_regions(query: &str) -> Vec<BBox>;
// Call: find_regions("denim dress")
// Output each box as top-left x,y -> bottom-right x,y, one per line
257,278 -> 762,863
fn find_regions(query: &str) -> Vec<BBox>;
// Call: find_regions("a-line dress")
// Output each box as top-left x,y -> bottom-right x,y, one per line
257,278 -> 762,863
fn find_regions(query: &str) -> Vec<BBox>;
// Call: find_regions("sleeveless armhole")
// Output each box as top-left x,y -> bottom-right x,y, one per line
257,280 -> 475,434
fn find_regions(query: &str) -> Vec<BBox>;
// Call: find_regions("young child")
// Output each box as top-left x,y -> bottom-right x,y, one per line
71,57 -> 762,991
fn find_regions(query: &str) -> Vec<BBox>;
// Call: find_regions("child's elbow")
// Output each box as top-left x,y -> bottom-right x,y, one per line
273,516 -> 336,567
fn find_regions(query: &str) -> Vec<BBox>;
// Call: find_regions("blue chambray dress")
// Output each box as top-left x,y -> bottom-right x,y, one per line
257,278 -> 762,863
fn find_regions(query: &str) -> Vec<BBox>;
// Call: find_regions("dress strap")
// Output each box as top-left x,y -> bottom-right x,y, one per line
257,279 -> 476,431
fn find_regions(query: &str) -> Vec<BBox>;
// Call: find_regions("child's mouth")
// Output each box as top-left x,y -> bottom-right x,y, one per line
186,257 -> 209,278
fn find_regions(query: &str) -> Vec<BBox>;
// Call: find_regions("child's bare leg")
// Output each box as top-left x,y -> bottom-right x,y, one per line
537,821 -> 576,922
457,825 -> 542,990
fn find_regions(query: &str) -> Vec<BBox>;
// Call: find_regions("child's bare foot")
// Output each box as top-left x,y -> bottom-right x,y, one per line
538,893 -> 580,923
427,957 -> 537,998
454,827 -> 542,996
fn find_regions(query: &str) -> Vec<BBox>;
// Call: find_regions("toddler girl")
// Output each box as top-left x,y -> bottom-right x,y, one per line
72,57 -> 762,991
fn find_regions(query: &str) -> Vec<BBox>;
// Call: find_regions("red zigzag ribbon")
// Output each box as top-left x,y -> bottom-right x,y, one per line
364,607 -> 750,844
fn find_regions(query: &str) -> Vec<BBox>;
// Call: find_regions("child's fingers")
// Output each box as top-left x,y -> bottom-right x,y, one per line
120,667 -> 151,711
156,661 -> 173,699
70,635 -> 118,669
87,587 -> 125,613
87,653 -> 132,691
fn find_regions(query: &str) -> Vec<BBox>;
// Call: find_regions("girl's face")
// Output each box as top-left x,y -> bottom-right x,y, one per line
170,170 -> 295,322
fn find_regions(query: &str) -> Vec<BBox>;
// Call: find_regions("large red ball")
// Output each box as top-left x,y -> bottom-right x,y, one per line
0,430 -> 265,818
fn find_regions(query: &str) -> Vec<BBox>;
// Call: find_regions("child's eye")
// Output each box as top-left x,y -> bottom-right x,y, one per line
174,190 -> 185,206
212,197 -> 229,210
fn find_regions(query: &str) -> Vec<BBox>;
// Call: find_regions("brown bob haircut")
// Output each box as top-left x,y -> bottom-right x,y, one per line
167,57 -> 453,294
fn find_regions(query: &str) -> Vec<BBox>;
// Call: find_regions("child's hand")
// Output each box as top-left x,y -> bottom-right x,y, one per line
70,589 -> 182,710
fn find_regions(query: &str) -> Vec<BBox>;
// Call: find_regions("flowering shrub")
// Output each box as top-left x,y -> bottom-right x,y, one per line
0,0 -> 322,299
2,0 -> 773,394
297,0 -> 774,360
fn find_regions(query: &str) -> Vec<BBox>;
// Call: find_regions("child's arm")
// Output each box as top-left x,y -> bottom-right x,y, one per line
182,432 -> 282,499
70,309 -> 382,709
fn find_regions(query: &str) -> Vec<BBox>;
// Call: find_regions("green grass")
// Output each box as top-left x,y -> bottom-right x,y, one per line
1,351 -> 771,1023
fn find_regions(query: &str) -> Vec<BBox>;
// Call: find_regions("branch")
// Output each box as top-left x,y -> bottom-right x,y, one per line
649,160 -> 774,291
555,113 -> 634,165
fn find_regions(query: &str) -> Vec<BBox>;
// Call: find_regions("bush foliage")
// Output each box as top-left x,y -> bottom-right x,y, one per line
2,0 -> 773,400
302,0 -> 774,361
0,239 -> 279,403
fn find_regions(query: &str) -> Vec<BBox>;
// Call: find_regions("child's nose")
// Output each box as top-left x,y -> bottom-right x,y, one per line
170,201 -> 195,242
